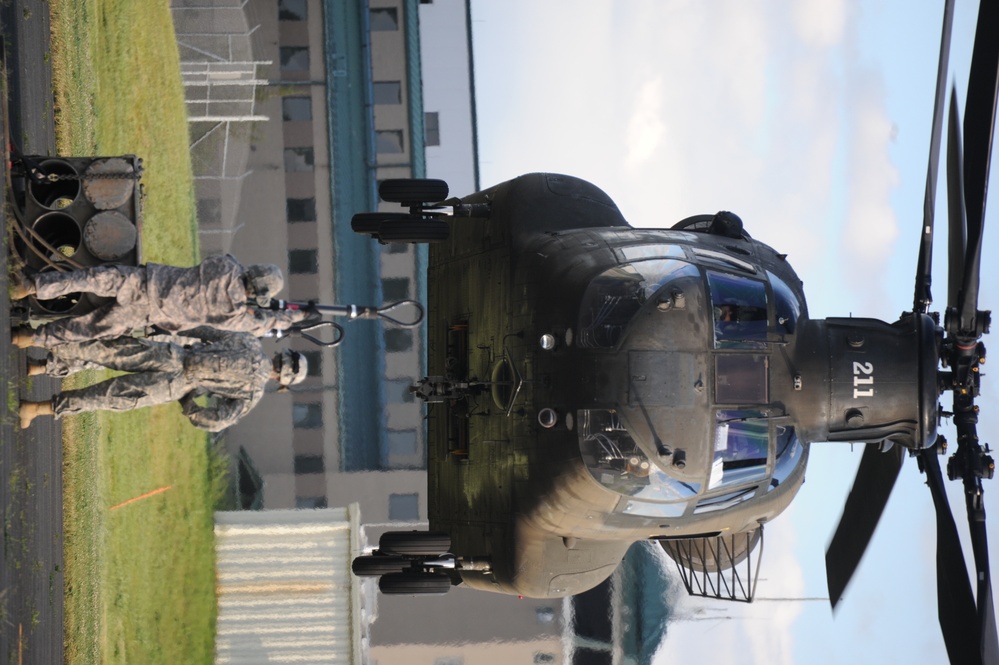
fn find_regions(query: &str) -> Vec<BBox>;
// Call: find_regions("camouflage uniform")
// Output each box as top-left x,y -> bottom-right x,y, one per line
28,255 -> 309,347
45,328 -> 273,432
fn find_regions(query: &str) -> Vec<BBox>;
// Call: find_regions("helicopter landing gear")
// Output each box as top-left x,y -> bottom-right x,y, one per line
350,554 -> 411,576
378,570 -> 452,595
350,530 -> 470,595
378,178 -> 449,205
378,530 -> 451,556
378,218 -> 450,243
349,178 -> 492,243
350,212 -> 421,235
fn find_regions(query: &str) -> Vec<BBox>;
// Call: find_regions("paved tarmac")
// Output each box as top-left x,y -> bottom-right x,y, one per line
1,2 -> 65,663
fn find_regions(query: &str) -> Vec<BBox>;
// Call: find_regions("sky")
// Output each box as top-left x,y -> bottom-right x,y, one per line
468,1 -> 997,663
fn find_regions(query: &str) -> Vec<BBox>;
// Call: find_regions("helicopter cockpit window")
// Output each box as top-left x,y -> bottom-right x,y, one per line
707,271 -> 769,348
709,409 -> 770,490
577,259 -> 699,348
693,486 -> 757,514
578,408 -> 699,501
618,244 -> 686,262
768,271 -> 803,336
769,424 -> 804,491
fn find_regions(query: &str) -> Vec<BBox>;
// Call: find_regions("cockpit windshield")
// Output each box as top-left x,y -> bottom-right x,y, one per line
707,271 -> 768,348
578,258 -> 699,348
578,408 -> 699,501
768,271 -> 802,336
709,409 -> 769,490
770,424 -> 804,490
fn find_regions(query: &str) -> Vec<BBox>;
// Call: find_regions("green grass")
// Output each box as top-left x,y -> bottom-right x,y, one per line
49,1 -> 221,663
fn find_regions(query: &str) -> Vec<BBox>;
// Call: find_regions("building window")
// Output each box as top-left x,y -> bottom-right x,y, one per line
287,198 -> 316,222
382,277 -> 409,302
425,111 -> 440,146
301,350 -> 322,377
293,402 -> 323,429
370,8 -> 399,31
284,147 -> 314,172
384,328 -> 412,352
279,47 -> 310,72
373,81 -> 402,104
279,0 -> 308,20
376,130 -> 404,154
282,96 -> 312,121
289,248 -> 318,274
389,493 -> 419,520
294,454 -> 325,475
296,496 -> 327,509
388,430 -> 418,457
387,379 -> 415,403
533,653 -> 556,664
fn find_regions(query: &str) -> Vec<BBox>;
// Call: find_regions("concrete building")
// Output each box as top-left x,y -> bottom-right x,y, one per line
172,0 -> 429,519
173,3 -> 567,664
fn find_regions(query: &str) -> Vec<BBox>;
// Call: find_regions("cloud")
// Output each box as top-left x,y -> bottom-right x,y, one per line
624,77 -> 666,171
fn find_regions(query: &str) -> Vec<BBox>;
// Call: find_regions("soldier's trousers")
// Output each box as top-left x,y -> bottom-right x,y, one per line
31,265 -> 150,347
47,337 -> 192,418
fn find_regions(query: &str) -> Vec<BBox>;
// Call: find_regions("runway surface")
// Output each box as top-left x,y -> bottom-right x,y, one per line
1,2 -> 65,663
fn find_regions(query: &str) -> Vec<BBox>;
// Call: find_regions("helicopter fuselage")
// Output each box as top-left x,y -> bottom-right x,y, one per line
425,173 -> 830,597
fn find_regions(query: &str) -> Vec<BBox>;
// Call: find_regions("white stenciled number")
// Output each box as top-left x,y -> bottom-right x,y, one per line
852,361 -> 874,398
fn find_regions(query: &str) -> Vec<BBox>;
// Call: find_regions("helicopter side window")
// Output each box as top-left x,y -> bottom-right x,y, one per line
768,271 -> 803,336
577,259 -> 698,348
693,486 -> 757,514
708,409 -> 769,490
707,271 -> 768,348
618,243 -> 686,262
578,409 -> 699,501
769,425 -> 804,491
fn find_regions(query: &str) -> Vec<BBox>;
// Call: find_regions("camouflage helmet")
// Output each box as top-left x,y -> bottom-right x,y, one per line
244,264 -> 284,307
277,349 -> 308,386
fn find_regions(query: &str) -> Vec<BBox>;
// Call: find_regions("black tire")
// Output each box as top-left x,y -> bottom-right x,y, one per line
379,178 -> 449,204
351,212 -> 421,235
351,554 -> 411,576
378,571 -> 452,595
378,219 -> 450,243
378,530 -> 452,556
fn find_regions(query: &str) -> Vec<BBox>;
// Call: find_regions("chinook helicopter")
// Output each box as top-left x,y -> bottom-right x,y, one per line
350,1 -> 998,662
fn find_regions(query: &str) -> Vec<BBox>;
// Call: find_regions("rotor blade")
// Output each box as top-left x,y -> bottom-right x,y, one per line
919,447 -> 980,665
946,89 -> 967,311
966,489 -> 999,665
825,443 -> 904,609
913,0 -> 956,313
958,0 -> 999,330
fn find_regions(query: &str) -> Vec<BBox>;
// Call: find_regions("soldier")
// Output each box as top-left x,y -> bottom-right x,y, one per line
10,255 -> 314,348
18,327 -> 308,431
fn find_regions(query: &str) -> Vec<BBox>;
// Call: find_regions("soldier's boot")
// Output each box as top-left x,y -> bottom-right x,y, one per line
11,328 -> 34,349
9,273 -> 36,300
26,359 -> 46,376
19,400 -> 54,428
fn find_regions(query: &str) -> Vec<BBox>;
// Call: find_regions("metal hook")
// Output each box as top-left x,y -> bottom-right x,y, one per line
269,320 -> 345,347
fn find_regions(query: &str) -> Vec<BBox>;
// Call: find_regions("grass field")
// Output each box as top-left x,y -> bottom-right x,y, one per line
49,1 -> 222,663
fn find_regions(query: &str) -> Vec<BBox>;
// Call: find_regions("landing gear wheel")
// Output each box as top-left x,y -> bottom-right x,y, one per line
351,212 -> 423,235
378,571 -> 452,595
379,178 -> 449,205
378,530 -> 452,556
378,218 -> 450,243
351,554 -> 411,576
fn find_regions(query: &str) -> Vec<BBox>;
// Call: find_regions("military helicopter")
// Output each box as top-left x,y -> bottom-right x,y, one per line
350,1 -> 998,662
